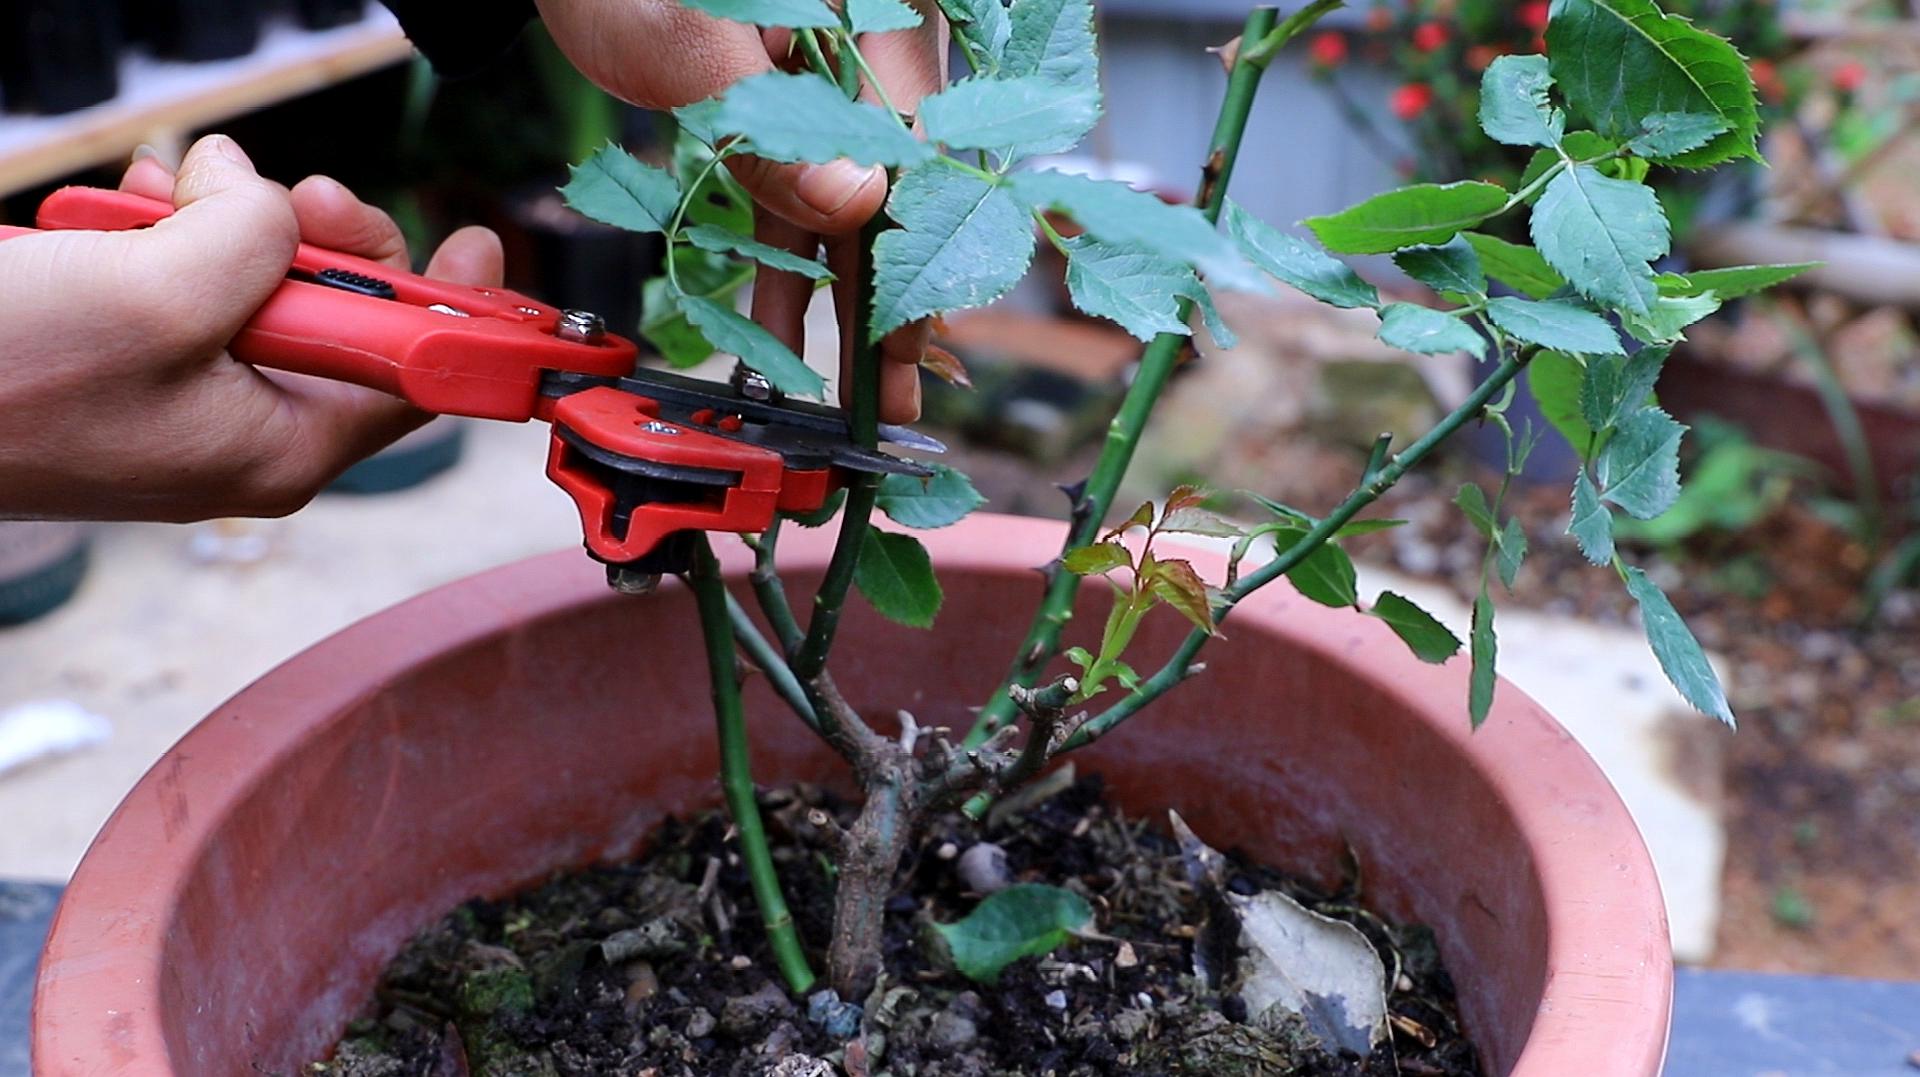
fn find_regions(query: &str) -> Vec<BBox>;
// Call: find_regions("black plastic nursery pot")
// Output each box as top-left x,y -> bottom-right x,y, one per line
0,1 -> 121,115
502,186 -> 665,343
126,0 -> 261,63
294,0 -> 367,31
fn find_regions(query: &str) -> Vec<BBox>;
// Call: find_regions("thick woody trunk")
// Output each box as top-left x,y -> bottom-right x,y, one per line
826,776 -> 917,1000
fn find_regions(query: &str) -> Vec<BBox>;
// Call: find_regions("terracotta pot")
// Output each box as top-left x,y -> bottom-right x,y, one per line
33,514 -> 1671,1075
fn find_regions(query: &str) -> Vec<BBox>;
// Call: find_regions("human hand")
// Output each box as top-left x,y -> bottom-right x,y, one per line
0,134 -> 504,523
532,0 -> 946,422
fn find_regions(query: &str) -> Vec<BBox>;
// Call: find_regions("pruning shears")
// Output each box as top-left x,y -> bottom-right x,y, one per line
3,186 -> 938,588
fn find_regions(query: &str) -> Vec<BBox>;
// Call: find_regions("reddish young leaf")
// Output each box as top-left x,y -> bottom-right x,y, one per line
920,344 -> 974,389
1147,558 -> 1218,634
1106,501 -> 1156,540
1161,506 -> 1244,538
1165,485 -> 1210,516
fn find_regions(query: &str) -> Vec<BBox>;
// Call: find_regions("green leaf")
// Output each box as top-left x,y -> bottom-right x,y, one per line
1621,293 -> 1720,344
932,883 -> 1092,983
1580,346 -> 1669,432
873,162 -> 1036,339
847,0 -> 923,32
1469,588 -> 1497,728
1225,201 -> 1379,310
673,97 -> 727,146
715,72 -> 932,167
1003,0 -> 1097,89
1624,112 -> 1732,160
1063,541 -> 1131,577
641,278 -> 712,367
1463,233 -> 1567,299
1569,470 -> 1615,563
920,75 -> 1100,154
1368,592 -> 1461,663
1520,132 -> 1620,197
1378,304 -> 1487,359
682,224 -> 834,280
1531,166 -> 1669,316
1546,0 -> 1760,168
1455,482 -> 1496,537
1060,237 -> 1201,342
1623,565 -> 1733,724
1190,287 -> 1238,350
1497,517 -> 1528,590
1595,407 -> 1686,519
948,0 -> 1014,61
1528,350 -> 1595,453
1305,181 -> 1510,256
855,528 -> 943,628
1394,237 -> 1486,298
681,0 -> 838,27
679,295 -> 826,397
640,248 -> 754,367
1273,527 -> 1358,609
1656,263 -> 1817,300
1478,54 -> 1565,148
1486,297 -> 1624,355
1008,170 -> 1264,292
561,145 -> 681,234
876,465 -> 985,529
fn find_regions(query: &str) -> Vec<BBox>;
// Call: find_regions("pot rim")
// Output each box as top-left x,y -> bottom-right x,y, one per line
33,513 -> 1670,1075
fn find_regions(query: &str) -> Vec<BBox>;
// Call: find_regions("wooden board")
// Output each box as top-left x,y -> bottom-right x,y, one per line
0,11 -> 411,198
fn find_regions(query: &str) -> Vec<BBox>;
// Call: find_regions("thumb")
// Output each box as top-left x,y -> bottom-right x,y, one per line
124,135 -> 298,354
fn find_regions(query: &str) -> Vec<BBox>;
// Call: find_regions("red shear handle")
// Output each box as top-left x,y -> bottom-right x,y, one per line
20,186 -> 639,422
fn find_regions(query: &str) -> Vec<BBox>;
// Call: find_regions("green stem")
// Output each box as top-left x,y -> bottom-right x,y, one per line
839,30 -> 907,123
798,28 -> 838,84
686,537 -> 817,995
933,0 -> 989,74
1240,0 -> 1346,69
728,590 -> 820,734
1067,350 -> 1532,748
791,212 -> 888,683
748,522 -> 806,653
963,4 -> 1290,746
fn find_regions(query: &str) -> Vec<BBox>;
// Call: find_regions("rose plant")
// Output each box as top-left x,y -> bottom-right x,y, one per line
557,0 -> 1807,1016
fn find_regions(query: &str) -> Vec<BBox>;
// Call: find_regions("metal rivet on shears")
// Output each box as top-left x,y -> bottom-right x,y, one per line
515,305 -> 540,316
731,364 -> 779,404
638,421 -> 681,436
427,303 -> 470,317
555,309 -> 606,344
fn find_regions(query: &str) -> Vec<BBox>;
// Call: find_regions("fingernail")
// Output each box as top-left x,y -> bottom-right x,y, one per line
132,143 -> 159,163
797,161 -> 882,218
207,135 -> 253,168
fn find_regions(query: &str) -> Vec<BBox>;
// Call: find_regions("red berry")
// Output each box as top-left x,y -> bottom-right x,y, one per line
1519,1 -> 1549,31
1832,61 -> 1867,95
1466,44 -> 1500,71
1310,31 -> 1349,68
1367,7 -> 1394,32
1392,83 -> 1436,120
1412,22 -> 1449,52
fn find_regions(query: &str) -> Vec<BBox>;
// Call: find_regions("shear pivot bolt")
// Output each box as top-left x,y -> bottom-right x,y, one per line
607,565 -> 662,595
556,309 -> 606,344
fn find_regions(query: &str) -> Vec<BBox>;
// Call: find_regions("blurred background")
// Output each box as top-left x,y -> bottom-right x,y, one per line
0,0 -> 1916,1071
